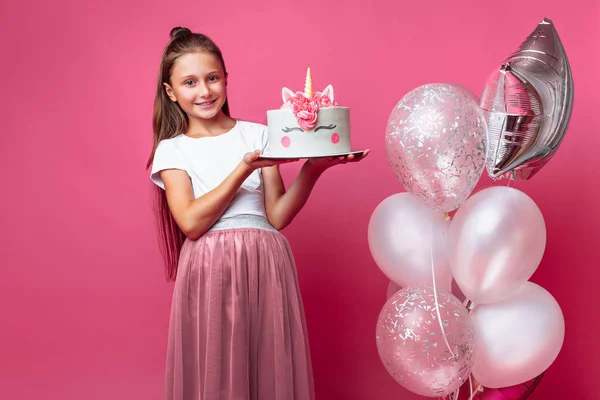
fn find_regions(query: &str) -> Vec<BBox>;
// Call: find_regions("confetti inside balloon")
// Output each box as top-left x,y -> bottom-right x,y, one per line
481,17 -> 574,180
385,83 -> 487,212
376,284 -> 475,397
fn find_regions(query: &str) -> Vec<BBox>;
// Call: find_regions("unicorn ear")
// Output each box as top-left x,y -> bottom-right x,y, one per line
282,87 -> 295,103
322,85 -> 335,103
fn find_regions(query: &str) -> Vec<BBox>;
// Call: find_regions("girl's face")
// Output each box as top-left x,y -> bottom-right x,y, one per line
164,51 -> 227,123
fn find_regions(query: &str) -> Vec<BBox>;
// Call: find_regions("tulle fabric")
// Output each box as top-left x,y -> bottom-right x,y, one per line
164,224 -> 314,400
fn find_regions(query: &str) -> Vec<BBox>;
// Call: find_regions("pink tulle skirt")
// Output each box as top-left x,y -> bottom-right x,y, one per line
164,216 -> 315,400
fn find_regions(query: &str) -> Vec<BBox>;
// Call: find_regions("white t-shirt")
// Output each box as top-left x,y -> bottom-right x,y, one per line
150,120 -> 270,219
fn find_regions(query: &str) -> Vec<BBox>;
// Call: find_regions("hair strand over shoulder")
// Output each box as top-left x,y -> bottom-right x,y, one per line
147,27 -> 230,281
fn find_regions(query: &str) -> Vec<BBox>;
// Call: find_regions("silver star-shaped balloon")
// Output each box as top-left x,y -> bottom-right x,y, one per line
481,17 -> 574,180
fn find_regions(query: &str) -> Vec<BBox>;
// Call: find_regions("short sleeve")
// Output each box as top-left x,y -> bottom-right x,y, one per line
260,124 -> 271,155
150,139 -> 190,189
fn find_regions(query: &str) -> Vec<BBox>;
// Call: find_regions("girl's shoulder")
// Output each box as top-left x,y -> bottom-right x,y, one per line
153,134 -> 188,163
234,120 -> 269,146
235,119 -> 268,133
157,134 -> 185,148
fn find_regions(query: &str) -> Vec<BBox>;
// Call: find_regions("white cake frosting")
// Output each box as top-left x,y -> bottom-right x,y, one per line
266,68 -> 351,157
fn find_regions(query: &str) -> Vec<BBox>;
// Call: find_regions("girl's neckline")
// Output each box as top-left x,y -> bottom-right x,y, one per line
182,119 -> 238,140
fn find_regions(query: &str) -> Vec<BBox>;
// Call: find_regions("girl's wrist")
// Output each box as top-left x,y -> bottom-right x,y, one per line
302,161 -> 325,177
237,160 -> 255,178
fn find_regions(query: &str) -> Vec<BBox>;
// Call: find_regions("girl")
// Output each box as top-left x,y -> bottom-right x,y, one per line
146,27 -> 369,400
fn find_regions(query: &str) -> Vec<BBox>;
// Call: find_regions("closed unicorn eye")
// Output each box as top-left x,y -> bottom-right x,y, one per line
314,124 -> 337,132
282,127 -> 304,133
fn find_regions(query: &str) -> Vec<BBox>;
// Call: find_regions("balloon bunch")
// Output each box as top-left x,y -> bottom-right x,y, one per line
369,18 -> 572,400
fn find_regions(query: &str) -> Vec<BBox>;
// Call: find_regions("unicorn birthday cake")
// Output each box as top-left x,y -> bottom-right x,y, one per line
265,68 -> 352,157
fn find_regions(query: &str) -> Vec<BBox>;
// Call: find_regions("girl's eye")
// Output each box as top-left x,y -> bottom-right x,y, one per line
184,80 -> 195,86
208,76 -> 219,82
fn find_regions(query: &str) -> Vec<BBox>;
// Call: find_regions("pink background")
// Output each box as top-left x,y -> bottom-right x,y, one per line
1,0 -> 598,398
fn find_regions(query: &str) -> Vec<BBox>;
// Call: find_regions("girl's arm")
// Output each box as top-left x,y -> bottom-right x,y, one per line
161,151 -> 297,240
262,151 -> 370,230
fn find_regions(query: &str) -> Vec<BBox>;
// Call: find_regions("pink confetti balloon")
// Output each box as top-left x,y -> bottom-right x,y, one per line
385,83 -> 487,212
376,284 -> 475,397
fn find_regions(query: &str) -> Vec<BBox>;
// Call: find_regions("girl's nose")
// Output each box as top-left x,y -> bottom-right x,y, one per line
199,82 -> 211,97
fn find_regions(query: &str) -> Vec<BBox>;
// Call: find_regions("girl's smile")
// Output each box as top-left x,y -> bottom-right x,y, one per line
164,51 -> 228,125
195,98 -> 217,108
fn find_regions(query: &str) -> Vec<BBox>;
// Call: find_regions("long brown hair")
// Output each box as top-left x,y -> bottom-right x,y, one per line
146,27 -> 230,281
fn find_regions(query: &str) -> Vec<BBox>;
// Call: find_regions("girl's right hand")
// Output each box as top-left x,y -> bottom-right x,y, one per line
242,150 -> 299,171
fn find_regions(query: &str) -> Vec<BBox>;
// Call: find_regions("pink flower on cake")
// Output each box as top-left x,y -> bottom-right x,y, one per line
314,94 -> 336,108
280,69 -> 338,131
288,96 -> 316,129
288,92 -> 308,109
296,107 -> 319,130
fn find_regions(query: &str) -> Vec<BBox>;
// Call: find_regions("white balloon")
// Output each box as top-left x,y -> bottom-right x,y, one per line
368,193 -> 452,289
471,281 -> 565,388
448,187 -> 546,304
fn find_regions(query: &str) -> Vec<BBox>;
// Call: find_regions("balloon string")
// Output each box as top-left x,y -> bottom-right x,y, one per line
467,373 -> 483,400
430,237 -> 455,358
441,387 -> 459,400
468,374 -> 474,400
439,388 -> 457,399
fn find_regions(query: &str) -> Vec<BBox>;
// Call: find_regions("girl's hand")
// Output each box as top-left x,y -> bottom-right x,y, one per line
305,149 -> 370,173
242,150 -> 299,171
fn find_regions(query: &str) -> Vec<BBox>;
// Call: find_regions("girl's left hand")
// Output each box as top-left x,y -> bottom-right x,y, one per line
305,149 -> 370,172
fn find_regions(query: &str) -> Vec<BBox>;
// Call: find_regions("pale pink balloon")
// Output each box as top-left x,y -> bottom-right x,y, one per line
385,83 -> 487,212
448,187 -> 546,304
376,285 -> 475,397
471,282 -> 564,388
368,193 -> 452,290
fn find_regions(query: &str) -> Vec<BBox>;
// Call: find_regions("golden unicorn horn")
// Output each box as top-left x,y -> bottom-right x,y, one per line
304,67 -> 313,98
